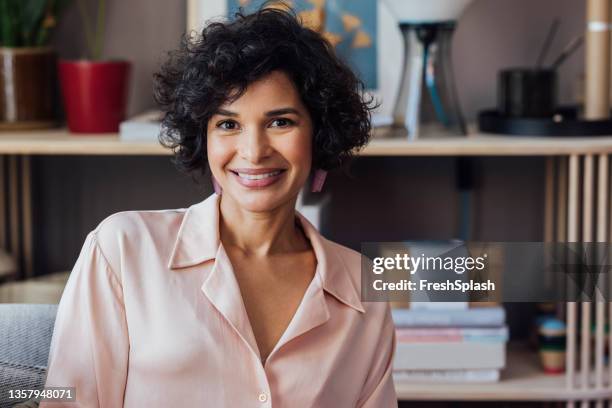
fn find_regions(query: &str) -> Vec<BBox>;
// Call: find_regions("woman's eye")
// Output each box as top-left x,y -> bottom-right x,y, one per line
271,118 -> 294,128
217,120 -> 238,130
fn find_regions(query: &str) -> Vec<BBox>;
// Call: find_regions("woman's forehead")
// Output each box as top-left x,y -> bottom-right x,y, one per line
217,71 -> 306,113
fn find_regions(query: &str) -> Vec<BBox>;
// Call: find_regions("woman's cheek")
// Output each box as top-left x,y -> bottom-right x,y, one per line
284,133 -> 312,169
207,135 -> 234,169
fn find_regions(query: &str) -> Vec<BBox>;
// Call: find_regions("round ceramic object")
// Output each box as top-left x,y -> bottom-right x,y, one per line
539,350 -> 565,374
538,318 -> 566,374
382,0 -> 474,23
539,318 -> 566,338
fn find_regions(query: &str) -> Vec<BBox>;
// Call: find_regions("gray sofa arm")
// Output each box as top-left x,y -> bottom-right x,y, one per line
0,304 -> 58,408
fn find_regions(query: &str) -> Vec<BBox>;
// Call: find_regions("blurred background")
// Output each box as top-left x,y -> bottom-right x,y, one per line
0,0 -> 610,407
33,0 -> 584,279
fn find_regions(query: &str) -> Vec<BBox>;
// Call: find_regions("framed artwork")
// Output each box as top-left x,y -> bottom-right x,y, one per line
186,0 -> 403,120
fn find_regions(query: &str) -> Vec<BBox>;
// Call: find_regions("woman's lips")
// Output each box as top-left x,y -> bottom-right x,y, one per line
229,169 -> 286,188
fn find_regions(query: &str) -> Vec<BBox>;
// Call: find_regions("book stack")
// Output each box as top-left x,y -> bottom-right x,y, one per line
119,110 -> 162,142
392,306 -> 508,383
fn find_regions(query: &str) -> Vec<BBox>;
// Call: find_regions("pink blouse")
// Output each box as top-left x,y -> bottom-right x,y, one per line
41,193 -> 397,407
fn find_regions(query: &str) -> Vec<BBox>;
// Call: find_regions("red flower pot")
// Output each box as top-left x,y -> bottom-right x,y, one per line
58,60 -> 131,133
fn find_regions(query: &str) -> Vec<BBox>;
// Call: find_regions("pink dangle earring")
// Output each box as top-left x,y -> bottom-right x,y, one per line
311,169 -> 327,193
211,175 -> 223,195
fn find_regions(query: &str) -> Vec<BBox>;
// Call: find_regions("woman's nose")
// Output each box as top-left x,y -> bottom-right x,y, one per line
237,126 -> 272,163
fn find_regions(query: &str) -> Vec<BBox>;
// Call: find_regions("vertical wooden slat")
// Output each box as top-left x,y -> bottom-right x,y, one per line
580,155 -> 593,407
558,157 -> 569,244
609,154 -> 612,399
594,154 -> 607,408
8,156 -> 20,279
557,157 -> 569,321
544,157 -> 555,288
545,157 -> 555,242
0,155 -> 11,281
21,155 -> 32,279
567,154 -> 580,405
0,156 -> 6,251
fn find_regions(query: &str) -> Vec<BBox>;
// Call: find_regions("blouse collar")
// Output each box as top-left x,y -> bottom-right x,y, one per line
167,193 -> 365,314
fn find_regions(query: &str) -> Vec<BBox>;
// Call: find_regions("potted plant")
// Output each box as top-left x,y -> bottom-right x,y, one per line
59,0 -> 131,133
0,0 -> 70,130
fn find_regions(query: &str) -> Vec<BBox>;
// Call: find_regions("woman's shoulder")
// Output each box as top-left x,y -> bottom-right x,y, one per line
88,207 -> 189,269
94,207 -> 188,238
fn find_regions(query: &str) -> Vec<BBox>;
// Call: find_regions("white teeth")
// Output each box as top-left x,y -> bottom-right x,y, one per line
236,170 -> 282,180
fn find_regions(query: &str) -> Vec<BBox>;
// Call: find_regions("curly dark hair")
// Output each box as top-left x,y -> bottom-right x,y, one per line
153,1 -> 378,178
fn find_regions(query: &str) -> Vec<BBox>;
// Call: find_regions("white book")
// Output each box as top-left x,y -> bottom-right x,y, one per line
396,326 -> 509,343
393,341 -> 506,370
371,113 -> 394,128
392,307 -> 506,328
393,368 -> 500,383
119,110 -> 162,142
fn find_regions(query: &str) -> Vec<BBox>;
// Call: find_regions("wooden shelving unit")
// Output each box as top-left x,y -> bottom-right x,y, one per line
0,127 -> 610,403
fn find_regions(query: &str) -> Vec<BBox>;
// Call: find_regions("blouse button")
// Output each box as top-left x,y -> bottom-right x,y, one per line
258,392 -> 268,403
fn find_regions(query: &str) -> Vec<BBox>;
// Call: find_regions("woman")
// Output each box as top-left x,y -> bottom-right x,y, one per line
42,4 -> 397,407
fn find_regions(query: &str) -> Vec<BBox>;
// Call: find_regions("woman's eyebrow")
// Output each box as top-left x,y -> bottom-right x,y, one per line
216,109 -> 239,117
214,107 -> 301,117
265,107 -> 301,117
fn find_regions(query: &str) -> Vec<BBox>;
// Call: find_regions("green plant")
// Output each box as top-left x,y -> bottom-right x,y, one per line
0,0 -> 71,47
76,0 -> 105,60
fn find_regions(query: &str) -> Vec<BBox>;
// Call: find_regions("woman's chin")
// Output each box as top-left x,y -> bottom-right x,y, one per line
225,189 -> 295,213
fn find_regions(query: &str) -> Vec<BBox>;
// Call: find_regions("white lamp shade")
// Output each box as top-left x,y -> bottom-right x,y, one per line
382,0 -> 474,23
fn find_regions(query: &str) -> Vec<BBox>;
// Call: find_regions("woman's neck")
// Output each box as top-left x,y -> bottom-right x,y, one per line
218,194 -> 310,256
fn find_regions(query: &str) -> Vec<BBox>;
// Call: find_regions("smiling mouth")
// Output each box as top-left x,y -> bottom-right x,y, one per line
228,169 -> 288,188
231,170 -> 285,180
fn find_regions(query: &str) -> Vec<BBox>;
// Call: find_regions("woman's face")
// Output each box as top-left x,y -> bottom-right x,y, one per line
207,70 -> 313,213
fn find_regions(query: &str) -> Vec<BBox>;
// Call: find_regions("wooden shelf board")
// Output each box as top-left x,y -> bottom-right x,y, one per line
0,129 -> 169,155
395,343 -> 611,401
364,135 -> 612,156
2,128 -> 612,156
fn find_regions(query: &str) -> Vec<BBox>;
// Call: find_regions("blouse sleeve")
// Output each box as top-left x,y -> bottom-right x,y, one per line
357,303 -> 398,408
40,231 -> 129,408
